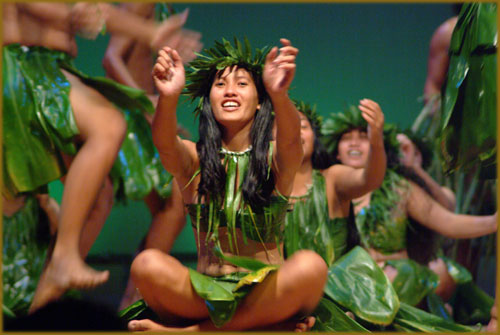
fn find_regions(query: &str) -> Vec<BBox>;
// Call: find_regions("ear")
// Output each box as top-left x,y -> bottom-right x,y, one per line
257,104 -> 261,110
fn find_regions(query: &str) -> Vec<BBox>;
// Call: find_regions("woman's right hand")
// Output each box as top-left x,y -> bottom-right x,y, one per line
358,99 -> 384,148
152,47 -> 185,97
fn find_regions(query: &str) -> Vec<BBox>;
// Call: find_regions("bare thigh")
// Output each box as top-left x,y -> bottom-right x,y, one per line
130,249 -> 208,320
61,69 -> 125,142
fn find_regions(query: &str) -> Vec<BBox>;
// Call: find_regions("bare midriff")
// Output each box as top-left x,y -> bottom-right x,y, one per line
4,3 -> 77,57
194,227 -> 283,276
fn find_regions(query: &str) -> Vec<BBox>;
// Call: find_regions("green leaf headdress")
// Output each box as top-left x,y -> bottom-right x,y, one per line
184,37 -> 270,116
293,99 -> 323,130
320,104 -> 400,162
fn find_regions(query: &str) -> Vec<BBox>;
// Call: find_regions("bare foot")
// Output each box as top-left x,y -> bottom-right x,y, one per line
128,319 -> 171,332
249,315 -> 315,332
29,256 -> 109,313
294,316 -> 316,332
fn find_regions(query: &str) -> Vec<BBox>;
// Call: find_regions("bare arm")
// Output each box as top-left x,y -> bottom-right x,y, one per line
151,47 -> 197,185
412,165 -> 456,211
102,4 -> 190,50
398,133 -> 456,211
423,16 -> 458,103
103,3 -> 155,89
103,35 -> 141,89
333,99 -> 386,200
407,181 -> 496,239
263,39 -> 303,195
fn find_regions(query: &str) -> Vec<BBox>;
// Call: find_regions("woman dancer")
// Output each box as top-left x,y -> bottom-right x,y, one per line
284,99 -> 386,266
322,106 -> 497,307
127,38 -> 327,331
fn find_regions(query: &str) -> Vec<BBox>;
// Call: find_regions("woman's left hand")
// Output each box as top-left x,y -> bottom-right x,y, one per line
263,38 -> 299,96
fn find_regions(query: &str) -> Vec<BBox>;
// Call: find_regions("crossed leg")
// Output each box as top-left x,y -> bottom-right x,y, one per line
29,69 -> 127,313
128,249 -> 327,331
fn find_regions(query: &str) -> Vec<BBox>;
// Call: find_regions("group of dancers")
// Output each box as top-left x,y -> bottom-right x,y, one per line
2,2 -> 497,332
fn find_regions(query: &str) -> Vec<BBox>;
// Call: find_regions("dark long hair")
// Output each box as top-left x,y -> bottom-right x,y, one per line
341,128 -> 438,264
302,114 -> 333,170
196,65 -> 275,208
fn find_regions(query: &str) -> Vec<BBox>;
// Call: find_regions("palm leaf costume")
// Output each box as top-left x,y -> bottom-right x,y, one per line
2,44 -> 172,201
283,101 -> 399,329
314,105 -> 480,331
440,2 -> 497,177
121,37 -> 288,328
2,195 -> 50,317
2,43 -> 172,317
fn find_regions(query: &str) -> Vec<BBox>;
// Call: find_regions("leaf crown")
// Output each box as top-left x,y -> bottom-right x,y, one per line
184,37 -> 270,115
320,104 -> 400,158
293,99 -> 323,131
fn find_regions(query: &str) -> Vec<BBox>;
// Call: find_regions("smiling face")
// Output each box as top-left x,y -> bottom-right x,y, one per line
337,128 -> 370,168
209,66 -> 260,130
299,112 -> 315,161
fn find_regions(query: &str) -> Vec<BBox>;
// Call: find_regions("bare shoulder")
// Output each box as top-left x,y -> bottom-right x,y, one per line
321,164 -> 348,187
431,16 -> 458,49
325,163 -> 353,178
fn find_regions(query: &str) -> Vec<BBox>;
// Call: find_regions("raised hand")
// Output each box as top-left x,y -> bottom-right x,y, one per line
152,47 -> 185,97
150,9 -> 189,51
172,29 -> 203,64
70,3 -> 109,39
263,38 -> 299,97
358,99 -> 384,146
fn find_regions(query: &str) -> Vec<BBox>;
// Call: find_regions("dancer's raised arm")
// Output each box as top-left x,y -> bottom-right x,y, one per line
264,38 -> 303,195
152,47 -> 197,183
331,99 -> 386,200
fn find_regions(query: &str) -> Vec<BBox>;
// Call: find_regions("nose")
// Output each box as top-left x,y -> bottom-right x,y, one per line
223,82 -> 237,97
348,136 -> 360,146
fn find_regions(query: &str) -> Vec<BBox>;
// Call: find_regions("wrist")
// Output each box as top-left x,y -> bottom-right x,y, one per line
268,91 -> 290,106
370,135 -> 385,149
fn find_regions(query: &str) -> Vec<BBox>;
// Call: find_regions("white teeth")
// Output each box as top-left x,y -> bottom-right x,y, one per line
223,101 -> 239,107
348,150 -> 362,156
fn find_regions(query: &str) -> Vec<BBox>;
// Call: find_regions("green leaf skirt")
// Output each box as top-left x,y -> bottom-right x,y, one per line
119,266 -> 277,328
2,195 -> 50,317
3,44 -> 172,201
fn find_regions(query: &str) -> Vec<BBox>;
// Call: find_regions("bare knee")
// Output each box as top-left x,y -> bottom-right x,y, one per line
130,249 -> 178,287
286,250 -> 328,300
93,111 -> 127,147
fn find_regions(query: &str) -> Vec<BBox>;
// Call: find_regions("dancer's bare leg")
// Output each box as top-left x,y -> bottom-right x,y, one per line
78,176 -> 114,257
128,249 -> 327,331
143,181 -> 186,252
118,181 -> 186,310
29,69 -> 126,313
